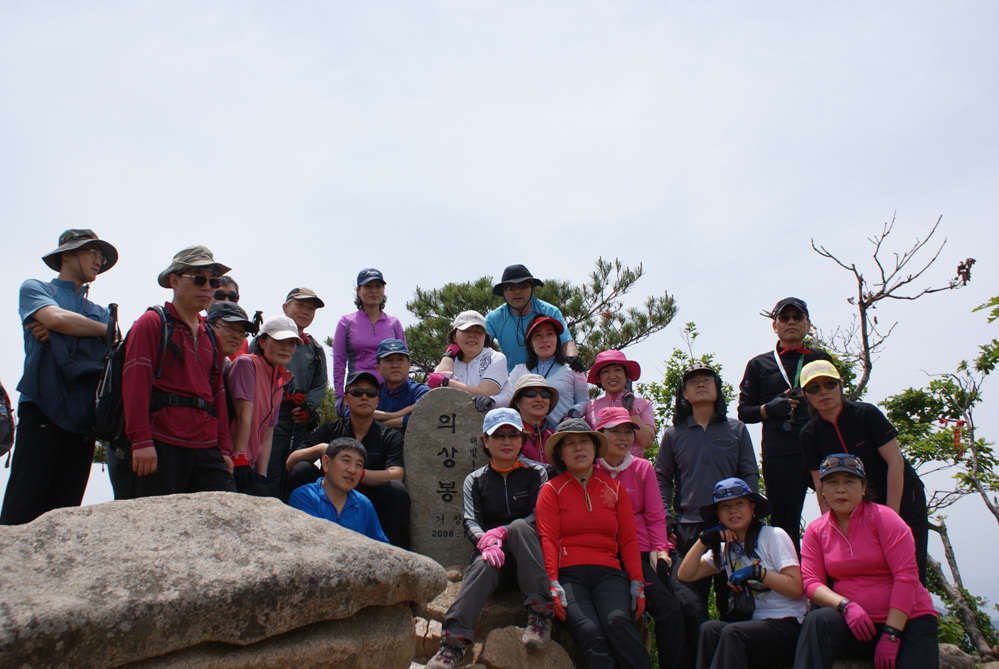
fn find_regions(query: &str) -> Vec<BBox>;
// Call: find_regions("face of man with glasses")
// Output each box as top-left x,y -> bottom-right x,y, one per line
772,307 -> 810,345
682,373 -> 717,404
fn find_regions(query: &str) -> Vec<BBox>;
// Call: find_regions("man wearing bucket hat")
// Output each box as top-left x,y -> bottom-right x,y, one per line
738,297 -> 833,553
483,264 -> 582,373
1,230 -> 119,524
583,349 -> 657,458
678,478 -> 806,669
122,245 -> 237,497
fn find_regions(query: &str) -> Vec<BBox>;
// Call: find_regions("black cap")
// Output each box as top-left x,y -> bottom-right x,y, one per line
356,268 -> 385,286
492,264 -> 543,296
345,371 -> 380,388
681,364 -> 718,385
206,302 -> 252,328
769,297 -> 809,319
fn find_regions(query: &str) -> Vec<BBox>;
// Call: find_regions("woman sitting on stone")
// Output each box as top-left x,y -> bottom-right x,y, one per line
508,373 -> 558,466
429,311 -> 508,411
583,350 -> 657,459
535,419 -> 652,669
427,408 -> 553,669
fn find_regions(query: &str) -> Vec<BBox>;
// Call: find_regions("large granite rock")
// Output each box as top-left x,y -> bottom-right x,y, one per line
0,492 -> 446,668
477,626 -> 573,669
405,387 -> 486,568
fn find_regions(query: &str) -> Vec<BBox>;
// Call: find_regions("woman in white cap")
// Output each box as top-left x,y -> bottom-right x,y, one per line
226,315 -> 299,496
678,478 -> 805,669
798,360 -> 928,583
430,311 -> 508,410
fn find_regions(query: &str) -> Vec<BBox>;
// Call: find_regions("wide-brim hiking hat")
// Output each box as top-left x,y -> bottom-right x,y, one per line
356,268 -> 386,286
593,406 -> 641,432
700,477 -> 772,524
525,315 -> 564,340
544,418 -> 609,466
511,373 -> 560,414
157,245 -> 231,288
492,264 -> 543,296
800,360 -> 841,389
207,302 -> 252,328
818,453 -> 866,480
43,229 -> 119,273
258,315 -> 303,343
452,310 -> 487,331
769,297 -> 809,320
377,338 -> 410,359
587,350 -> 642,386
286,287 -> 325,308
483,408 -> 525,435
682,364 -> 719,385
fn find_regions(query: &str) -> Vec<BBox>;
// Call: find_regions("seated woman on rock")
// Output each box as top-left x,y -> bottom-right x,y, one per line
677,478 -> 805,669
536,419 -> 652,669
429,311 -> 508,412
583,350 -> 657,459
492,315 -> 588,426
427,408 -> 553,669
508,373 -> 559,466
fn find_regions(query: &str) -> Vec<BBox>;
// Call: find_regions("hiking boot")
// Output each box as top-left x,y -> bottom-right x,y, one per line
521,609 -> 553,649
427,639 -> 465,669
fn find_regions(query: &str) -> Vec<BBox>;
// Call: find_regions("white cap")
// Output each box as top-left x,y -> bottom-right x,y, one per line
258,315 -> 303,343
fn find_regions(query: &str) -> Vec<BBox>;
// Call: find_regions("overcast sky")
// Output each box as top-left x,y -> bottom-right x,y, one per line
2,1 -> 997,609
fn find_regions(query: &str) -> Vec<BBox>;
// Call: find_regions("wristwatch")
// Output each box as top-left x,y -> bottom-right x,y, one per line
837,599 -> 850,615
882,625 -> 902,643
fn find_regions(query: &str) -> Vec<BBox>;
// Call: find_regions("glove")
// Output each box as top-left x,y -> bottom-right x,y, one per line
428,373 -> 451,389
565,355 -> 585,374
666,516 -> 679,541
444,343 -> 462,360
477,526 -> 508,550
698,524 -> 727,546
549,581 -> 567,621
233,465 -> 255,489
630,580 -> 646,620
764,395 -> 793,419
620,391 -> 635,412
474,396 -> 495,412
291,404 -> 312,424
480,543 -> 505,568
874,633 -> 900,669
285,391 -> 307,406
842,602 -> 876,641
231,451 -> 251,468
729,563 -> 766,586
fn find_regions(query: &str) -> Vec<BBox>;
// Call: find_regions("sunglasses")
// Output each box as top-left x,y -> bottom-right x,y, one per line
346,388 -> 379,398
214,290 -> 239,302
502,282 -> 531,292
181,274 -> 222,289
519,389 -> 553,399
777,311 -> 807,323
712,484 -> 750,503
804,379 -> 840,394
820,455 -> 864,475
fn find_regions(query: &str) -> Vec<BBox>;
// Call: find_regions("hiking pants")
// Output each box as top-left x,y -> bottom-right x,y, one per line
696,617 -> 800,669
132,440 -> 236,497
641,553 -> 691,669
793,607 -> 938,669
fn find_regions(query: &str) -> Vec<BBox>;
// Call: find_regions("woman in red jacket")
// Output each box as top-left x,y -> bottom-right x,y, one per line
536,419 -> 652,669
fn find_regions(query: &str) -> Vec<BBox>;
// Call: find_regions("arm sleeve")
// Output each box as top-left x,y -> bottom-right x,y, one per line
800,422 -> 823,471
300,422 -> 337,449
394,317 -> 407,347
228,356 -> 256,402
766,527 -> 802,572
212,333 -> 232,455
364,497 -> 390,543
614,481 -> 644,582
305,337 -> 329,410
18,279 -> 57,322
462,472 -> 486,544
287,485 -> 318,515
332,316 -> 349,398
491,364 -> 523,408
655,431 -> 676,517
737,358 -> 765,424
400,383 -> 430,427
521,463 -> 548,525
482,351 -> 509,388
640,461 -> 671,551
570,370 -> 589,414
736,422 -> 760,492
800,523 -> 827,600
864,405 -> 900,449
535,482 -> 561,582
122,310 -> 162,451
636,397 -> 655,428
877,507 -> 921,615
382,428 -> 405,469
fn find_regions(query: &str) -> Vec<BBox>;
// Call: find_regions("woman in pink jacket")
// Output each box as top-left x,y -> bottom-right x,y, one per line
583,350 -> 656,459
794,455 -> 938,669
594,407 -> 689,669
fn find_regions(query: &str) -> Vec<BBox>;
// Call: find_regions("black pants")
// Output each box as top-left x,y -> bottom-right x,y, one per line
642,553 -> 691,669
696,617 -> 800,669
132,441 -> 236,497
897,483 -> 929,585
675,522 -> 728,638
266,423 -> 311,500
761,454 -> 810,554
560,564 -> 653,669
793,607 -> 938,669
0,402 -> 95,525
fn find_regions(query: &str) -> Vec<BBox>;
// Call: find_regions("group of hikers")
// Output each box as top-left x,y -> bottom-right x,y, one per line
1,229 -> 938,669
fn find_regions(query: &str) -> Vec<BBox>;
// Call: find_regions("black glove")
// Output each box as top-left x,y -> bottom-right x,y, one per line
565,355 -> 585,374
474,396 -> 495,413
764,396 -> 794,419
233,465 -> 256,489
666,516 -> 679,540
699,524 -> 726,546
621,391 -> 635,412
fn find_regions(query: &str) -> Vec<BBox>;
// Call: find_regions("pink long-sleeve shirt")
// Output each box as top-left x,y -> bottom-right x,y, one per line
595,456 -> 673,553
801,501 -> 936,622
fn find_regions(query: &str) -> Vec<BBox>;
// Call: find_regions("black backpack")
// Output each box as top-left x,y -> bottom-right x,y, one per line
0,378 -> 15,464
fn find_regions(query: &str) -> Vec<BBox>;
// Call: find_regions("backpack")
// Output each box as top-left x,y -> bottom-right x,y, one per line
95,304 -> 220,450
0,378 -> 15,463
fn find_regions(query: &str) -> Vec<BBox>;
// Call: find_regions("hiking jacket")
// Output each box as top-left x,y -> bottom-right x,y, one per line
332,310 -> 406,398
227,353 -> 293,468
462,460 -> 548,544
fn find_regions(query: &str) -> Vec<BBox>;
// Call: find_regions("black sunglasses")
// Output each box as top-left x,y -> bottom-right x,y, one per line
519,389 -> 553,399
346,388 -> 379,398
804,379 -> 840,394
181,274 -> 221,289
213,290 -> 239,302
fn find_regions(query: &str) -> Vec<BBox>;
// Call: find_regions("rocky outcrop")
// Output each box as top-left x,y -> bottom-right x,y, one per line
0,492 -> 446,668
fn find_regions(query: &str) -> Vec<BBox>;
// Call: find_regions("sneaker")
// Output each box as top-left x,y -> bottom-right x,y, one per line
521,609 -> 553,649
427,640 -> 465,669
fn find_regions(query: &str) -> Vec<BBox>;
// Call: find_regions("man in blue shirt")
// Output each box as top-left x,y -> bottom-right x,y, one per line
1,229 -> 118,525
372,338 -> 429,436
288,438 -> 389,543
483,265 -> 582,373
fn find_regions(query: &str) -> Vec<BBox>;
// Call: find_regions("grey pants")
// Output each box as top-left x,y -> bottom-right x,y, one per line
442,518 -> 551,642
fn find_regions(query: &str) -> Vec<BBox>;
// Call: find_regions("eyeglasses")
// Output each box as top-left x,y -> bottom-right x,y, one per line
685,377 -> 713,387
519,389 -> 553,399
777,311 -> 807,323
346,388 -> 379,398
804,379 -> 840,394
820,455 -> 864,475
214,290 -> 239,302
81,247 -> 107,266
181,274 -> 222,289
214,321 -> 250,338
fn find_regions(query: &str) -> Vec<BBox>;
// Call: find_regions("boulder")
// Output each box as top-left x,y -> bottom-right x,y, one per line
0,492 -> 446,668
939,643 -> 977,669
477,626 -> 573,669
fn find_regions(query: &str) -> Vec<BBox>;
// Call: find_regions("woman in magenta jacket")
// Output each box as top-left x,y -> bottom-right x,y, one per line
794,455 -> 938,669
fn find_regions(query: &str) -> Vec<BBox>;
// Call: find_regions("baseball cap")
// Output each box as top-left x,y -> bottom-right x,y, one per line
285,287 -> 325,308
258,316 -> 303,343
452,311 -> 487,331
800,360 -> 841,388
819,454 -> 866,480
377,338 -> 410,359
357,268 -> 385,286
483,408 -> 525,435
206,302 -> 252,328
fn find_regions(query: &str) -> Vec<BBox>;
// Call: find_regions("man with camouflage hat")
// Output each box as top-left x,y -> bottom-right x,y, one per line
1,230 -> 118,524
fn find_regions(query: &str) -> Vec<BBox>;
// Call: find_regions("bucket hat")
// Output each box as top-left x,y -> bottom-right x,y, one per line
42,229 -> 118,273
699,478 -> 772,524
544,418 -> 608,466
587,350 -> 641,386
511,374 -> 560,414
492,264 -> 543,296
157,245 -> 231,288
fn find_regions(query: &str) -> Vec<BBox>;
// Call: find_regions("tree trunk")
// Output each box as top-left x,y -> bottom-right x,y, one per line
929,521 -> 992,655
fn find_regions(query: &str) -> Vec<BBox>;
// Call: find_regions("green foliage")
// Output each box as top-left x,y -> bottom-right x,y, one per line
973,295 -> 999,324
926,569 -> 999,653
403,258 -> 677,378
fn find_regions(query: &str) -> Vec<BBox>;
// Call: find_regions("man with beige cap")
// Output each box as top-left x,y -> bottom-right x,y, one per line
1,230 -> 118,524
122,245 -> 237,497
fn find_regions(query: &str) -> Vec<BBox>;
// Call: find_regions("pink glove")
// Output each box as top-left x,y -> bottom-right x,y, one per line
874,635 -> 900,669
480,543 -> 505,568
843,602 -> 876,641
477,526 -> 508,550
445,344 -> 462,359
428,373 -> 446,389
